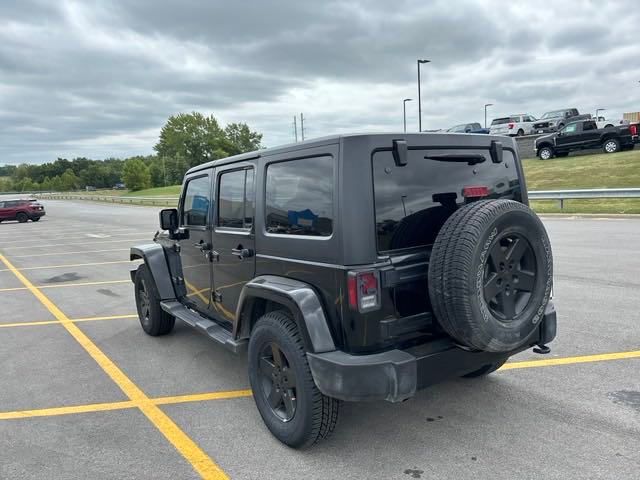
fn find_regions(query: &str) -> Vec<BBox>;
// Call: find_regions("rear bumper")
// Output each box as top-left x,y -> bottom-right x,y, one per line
307,301 -> 557,403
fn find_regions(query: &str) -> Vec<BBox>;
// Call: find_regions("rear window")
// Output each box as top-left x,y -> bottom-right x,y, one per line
372,148 -> 522,252
491,118 -> 513,125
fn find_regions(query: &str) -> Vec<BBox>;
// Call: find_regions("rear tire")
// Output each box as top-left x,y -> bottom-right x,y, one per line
248,311 -> 339,448
517,129 -> 524,137
428,200 -> 553,353
134,264 -> 175,336
603,138 -> 620,154
16,212 -> 28,223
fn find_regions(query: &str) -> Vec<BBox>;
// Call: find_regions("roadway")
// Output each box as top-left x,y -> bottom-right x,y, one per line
0,199 -> 638,479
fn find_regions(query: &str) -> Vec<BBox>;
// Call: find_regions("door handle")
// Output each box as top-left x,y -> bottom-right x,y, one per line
231,246 -> 254,259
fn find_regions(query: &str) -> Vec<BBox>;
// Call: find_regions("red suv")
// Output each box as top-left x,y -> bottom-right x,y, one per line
0,199 -> 46,223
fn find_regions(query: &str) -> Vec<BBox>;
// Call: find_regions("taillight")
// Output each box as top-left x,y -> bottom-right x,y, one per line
508,123 -> 515,129
347,271 -> 380,313
463,186 -> 490,198
631,125 -> 638,136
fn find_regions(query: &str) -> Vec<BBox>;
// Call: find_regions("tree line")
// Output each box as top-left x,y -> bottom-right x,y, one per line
0,112 -> 263,192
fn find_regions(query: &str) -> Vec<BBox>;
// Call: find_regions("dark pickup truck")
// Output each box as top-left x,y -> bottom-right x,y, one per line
535,120 -> 637,159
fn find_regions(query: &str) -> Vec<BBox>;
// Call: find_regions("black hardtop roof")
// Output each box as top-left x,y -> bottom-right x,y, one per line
186,132 -> 517,174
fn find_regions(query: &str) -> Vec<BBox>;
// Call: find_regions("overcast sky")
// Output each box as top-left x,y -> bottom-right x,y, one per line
1,0 -> 639,165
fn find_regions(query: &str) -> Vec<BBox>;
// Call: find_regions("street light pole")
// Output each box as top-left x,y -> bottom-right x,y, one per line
417,59 -> 430,132
484,103 -> 494,129
403,98 -> 412,133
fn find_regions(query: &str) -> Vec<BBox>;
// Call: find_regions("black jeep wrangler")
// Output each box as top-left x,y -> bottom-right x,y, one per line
131,133 -> 556,448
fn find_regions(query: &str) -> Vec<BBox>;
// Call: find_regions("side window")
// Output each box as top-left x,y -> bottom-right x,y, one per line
0,202 -> 4,208
217,168 -> 254,229
564,123 -> 578,133
265,156 -> 334,237
182,175 -> 211,226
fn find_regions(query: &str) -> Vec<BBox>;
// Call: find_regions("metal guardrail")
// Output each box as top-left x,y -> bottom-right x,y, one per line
36,193 -> 179,206
36,188 -> 640,210
528,188 -> 640,209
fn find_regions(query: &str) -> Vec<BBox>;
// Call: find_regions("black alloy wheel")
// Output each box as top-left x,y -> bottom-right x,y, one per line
258,342 -> 297,422
483,233 -> 537,320
137,277 -> 152,331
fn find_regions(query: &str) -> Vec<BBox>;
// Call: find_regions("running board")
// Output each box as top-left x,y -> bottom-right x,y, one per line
160,300 -> 246,354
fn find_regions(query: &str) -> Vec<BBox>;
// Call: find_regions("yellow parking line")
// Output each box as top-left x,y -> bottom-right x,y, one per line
0,279 -> 130,292
0,254 -> 228,480
0,389 -> 252,421
0,314 -> 137,329
501,350 -> 640,370
154,390 -> 253,406
0,400 -> 137,420
2,238 -> 149,250
11,248 -> 129,258
0,260 -> 134,272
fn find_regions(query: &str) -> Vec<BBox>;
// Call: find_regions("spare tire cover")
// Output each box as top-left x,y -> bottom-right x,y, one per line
428,199 -> 553,352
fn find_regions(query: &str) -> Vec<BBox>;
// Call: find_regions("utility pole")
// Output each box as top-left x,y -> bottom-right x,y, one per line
293,116 -> 298,142
300,113 -> 305,141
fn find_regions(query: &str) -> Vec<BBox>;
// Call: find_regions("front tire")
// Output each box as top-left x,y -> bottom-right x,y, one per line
517,129 -> 524,137
248,311 -> 339,448
32,217 -> 41,222
538,146 -> 554,160
134,264 -> 175,336
603,138 -> 620,154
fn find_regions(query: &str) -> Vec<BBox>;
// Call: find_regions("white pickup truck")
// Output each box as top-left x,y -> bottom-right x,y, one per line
489,114 -> 538,137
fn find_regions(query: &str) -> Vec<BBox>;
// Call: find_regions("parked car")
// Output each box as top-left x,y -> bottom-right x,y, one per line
594,117 -> 629,129
130,132 -> 557,448
534,120 -> 637,159
446,122 -> 490,134
0,199 -> 46,223
113,183 -> 126,190
489,114 -> 538,136
533,108 -> 591,133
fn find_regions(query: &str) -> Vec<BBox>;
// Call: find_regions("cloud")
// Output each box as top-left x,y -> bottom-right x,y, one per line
0,0 -> 639,164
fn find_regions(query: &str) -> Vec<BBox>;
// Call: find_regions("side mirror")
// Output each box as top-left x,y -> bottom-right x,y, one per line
159,208 -> 179,231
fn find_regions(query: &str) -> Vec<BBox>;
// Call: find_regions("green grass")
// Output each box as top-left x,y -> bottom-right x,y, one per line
521,149 -> 640,190
123,185 -> 181,197
521,148 -> 640,214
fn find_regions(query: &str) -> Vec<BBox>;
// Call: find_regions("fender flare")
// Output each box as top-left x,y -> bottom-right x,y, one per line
236,275 -> 336,354
130,244 -> 176,300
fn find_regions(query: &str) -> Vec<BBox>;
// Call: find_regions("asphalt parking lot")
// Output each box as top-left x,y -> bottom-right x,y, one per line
1,199 -> 639,480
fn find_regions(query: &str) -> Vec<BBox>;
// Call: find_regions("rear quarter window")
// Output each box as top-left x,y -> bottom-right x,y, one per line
265,156 -> 334,237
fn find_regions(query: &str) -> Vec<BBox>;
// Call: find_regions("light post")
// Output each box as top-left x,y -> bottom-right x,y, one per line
595,108 -> 605,121
403,98 -> 412,132
417,59 -> 430,131
484,103 -> 494,129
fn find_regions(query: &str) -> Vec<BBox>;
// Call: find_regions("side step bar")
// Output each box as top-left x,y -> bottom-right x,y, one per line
160,300 -> 247,354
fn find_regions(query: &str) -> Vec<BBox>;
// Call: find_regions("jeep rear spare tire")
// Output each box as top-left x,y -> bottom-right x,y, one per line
428,200 -> 553,352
